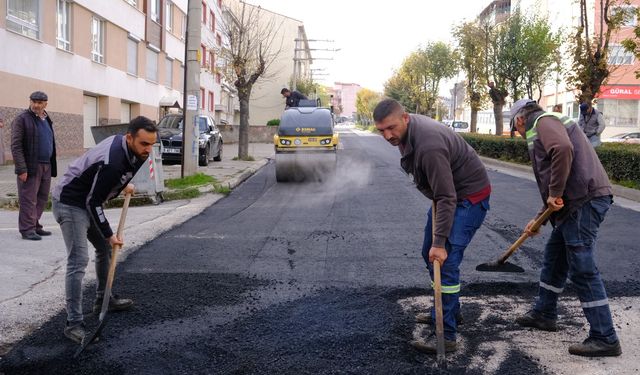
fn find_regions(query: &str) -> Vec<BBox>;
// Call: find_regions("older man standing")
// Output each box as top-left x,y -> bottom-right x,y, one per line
11,91 -> 57,241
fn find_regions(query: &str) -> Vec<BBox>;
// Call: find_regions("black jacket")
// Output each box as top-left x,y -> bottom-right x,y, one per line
286,91 -> 308,108
11,109 -> 57,177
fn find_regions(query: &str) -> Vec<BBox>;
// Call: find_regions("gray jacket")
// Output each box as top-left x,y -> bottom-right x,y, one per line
578,109 -> 605,147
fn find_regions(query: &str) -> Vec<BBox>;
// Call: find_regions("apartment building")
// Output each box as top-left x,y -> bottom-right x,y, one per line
332,82 -> 361,120
0,0 -> 191,160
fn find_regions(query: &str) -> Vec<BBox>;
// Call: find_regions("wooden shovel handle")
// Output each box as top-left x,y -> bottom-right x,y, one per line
431,201 -> 446,364
497,199 -> 563,265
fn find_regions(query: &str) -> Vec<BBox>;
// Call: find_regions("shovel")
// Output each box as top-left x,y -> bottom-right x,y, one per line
476,199 -> 562,273
75,192 -> 131,358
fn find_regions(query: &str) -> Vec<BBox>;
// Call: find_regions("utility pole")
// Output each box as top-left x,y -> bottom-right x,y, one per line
292,38 -> 338,90
181,0 -> 202,177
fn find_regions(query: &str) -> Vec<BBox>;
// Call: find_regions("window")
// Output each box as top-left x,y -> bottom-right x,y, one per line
127,37 -> 138,75
146,48 -> 159,82
210,11 -> 215,31
150,0 -> 160,23
201,44 -> 207,67
91,17 -> 104,63
209,51 -> 215,71
202,1 -> 207,24
599,99 -> 638,128
218,0 -> 222,8
612,6 -> 637,27
216,33 -> 222,46
165,1 -> 173,31
7,0 -> 40,39
56,0 -> 71,51
216,73 -> 221,84
165,58 -> 173,87
121,102 -> 131,122
209,91 -> 214,112
200,87 -> 205,109
608,45 -> 635,65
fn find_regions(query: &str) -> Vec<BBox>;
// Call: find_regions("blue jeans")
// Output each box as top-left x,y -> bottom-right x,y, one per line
422,197 -> 490,340
533,195 -> 617,343
52,199 -> 111,325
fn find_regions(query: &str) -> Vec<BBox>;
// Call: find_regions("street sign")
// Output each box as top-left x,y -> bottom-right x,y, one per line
187,95 -> 198,110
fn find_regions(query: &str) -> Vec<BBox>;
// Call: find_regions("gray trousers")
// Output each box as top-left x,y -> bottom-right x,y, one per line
52,199 -> 111,324
17,163 -> 51,234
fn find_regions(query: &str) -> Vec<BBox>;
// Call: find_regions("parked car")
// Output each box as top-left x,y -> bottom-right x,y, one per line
601,132 -> 640,144
158,114 -> 223,166
451,121 -> 470,132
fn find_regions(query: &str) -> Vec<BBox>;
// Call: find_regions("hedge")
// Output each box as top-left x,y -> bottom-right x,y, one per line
461,133 -> 640,189
266,119 -> 280,126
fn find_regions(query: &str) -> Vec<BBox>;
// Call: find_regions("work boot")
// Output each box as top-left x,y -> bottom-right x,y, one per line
415,311 -> 464,325
516,310 -> 557,332
21,232 -> 42,241
64,322 -> 86,344
568,337 -> 622,357
409,336 -> 457,354
93,295 -> 134,314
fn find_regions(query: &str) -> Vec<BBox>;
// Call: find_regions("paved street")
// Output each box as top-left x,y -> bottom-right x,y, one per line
1,128 -> 640,374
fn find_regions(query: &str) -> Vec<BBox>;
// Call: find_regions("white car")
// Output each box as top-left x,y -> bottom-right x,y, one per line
602,132 -> 640,144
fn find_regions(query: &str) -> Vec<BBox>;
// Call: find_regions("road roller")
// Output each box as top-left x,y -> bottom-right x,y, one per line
273,105 -> 339,182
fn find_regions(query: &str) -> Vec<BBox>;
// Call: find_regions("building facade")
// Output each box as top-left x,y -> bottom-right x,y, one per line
0,0 -> 188,160
331,82 -> 361,120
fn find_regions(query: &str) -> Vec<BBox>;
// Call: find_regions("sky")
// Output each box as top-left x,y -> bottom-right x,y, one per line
246,0 -> 489,93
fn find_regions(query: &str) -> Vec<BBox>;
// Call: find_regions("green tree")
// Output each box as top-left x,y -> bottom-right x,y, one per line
454,21 -> 488,133
355,88 -> 382,125
568,0 -> 627,104
384,42 -> 458,116
521,17 -> 562,100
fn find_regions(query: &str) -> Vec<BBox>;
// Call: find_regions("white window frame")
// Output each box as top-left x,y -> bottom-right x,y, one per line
181,14 -> 187,40
165,57 -> 173,87
127,36 -> 139,75
608,44 -> 635,65
56,0 -> 71,51
165,1 -> 173,31
6,0 -> 40,39
91,17 -> 105,64
612,5 -> 638,27
150,0 -> 160,23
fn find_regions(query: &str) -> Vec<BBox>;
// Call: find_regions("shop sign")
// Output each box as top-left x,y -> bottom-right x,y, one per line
598,85 -> 640,100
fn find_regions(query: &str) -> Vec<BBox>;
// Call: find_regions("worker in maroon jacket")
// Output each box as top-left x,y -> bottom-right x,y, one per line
510,99 -> 621,357
374,98 -> 491,354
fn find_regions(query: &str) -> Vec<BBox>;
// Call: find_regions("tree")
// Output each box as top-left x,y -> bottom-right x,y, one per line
221,1 -> 284,159
483,21 -> 510,136
520,17 -> 562,101
567,0 -> 627,104
355,88 -> 382,125
454,21 -> 488,133
384,42 -> 458,116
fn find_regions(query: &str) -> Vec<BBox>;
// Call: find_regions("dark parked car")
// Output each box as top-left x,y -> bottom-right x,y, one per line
158,114 -> 223,166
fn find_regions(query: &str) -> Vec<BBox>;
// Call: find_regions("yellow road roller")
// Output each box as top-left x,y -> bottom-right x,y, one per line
273,105 -> 339,182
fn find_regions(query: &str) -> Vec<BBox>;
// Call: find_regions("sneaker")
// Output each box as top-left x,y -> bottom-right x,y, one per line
64,322 -> 86,344
516,310 -> 557,332
568,337 -> 622,357
36,228 -> 52,236
93,295 -> 134,313
21,232 -> 42,241
409,336 -> 457,354
416,311 -> 464,325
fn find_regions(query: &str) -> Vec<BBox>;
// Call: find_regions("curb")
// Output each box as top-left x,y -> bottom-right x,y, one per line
480,156 -> 640,203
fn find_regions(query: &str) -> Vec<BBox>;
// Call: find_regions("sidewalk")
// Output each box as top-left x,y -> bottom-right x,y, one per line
0,143 -> 274,355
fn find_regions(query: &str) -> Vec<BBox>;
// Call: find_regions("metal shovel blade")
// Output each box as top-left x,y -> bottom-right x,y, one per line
73,318 -> 106,358
475,261 -> 525,273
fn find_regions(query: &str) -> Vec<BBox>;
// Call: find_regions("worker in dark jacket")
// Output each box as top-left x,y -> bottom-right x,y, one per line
11,91 -> 57,240
52,116 -> 157,344
510,99 -> 621,357
374,99 -> 491,354
281,88 -> 308,108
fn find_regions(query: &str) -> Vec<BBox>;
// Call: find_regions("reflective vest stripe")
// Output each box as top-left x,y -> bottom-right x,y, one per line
527,113 -> 575,149
581,298 -> 609,309
540,281 -> 564,294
